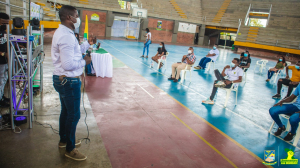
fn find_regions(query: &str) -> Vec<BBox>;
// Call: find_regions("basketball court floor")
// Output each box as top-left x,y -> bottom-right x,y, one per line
86,39 -> 300,168
1,39 -> 299,168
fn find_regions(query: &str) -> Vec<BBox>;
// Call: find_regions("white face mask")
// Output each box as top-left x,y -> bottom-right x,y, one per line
230,62 -> 236,67
70,16 -> 81,29
188,50 -> 192,54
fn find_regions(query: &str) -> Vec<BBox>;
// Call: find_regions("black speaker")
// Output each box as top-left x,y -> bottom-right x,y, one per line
12,17 -> 26,35
30,18 -> 40,30
13,17 -> 24,28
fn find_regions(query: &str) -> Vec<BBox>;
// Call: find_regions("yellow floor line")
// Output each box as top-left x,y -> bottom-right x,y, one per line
171,112 -> 238,168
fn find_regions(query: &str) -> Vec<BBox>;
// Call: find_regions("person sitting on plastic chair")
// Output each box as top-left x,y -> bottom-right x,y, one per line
239,51 -> 251,72
272,61 -> 300,99
202,58 -> 243,105
266,56 -> 286,82
168,47 -> 196,83
80,36 -> 99,76
151,42 -> 167,69
269,84 -> 300,142
194,44 -> 219,70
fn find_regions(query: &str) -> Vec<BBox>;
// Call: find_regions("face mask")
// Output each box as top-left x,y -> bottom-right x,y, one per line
296,66 -> 300,70
70,16 -> 81,29
188,50 -> 192,54
159,45 -> 162,48
244,54 -> 248,57
213,46 -> 216,50
230,62 -> 236,68
279,59 -> 282,62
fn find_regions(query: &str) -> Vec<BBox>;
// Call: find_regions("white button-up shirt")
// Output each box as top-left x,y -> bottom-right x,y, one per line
51,24 -> 90,77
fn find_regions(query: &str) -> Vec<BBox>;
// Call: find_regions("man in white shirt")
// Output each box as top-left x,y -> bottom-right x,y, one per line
194,44 -> 219,70
202,58 -> 243,105
51,5 -> 94,161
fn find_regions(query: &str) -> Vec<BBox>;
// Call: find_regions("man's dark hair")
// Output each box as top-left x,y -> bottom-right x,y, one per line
0,13 -> 9,19
59,5 -> 77,22
146,28 -> 149,32
189,47 -> 194,50
214,44 -> 218,46
234,58 -> 240,63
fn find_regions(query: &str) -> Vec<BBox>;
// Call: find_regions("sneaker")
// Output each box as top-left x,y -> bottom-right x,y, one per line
168,77 -> 175,80
59,140 -> 82,148
140,55 -> 144,58
274,125 -> 286,136
145,56 -> 148,58
202,98 -> 214,104
194,66 -> 201,70
65,148 -> 87,161
272,94 -> 281,99
266,79 -> 270,82
214,81 -> 226,87
0,100 -> 9,108
283,132 -> 295,141
173,79 -> 178,83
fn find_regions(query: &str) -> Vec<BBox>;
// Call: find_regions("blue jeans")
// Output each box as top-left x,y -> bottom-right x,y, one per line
268,70 -> 277,79
198,57 -> 212,69
143,40 -> 151,56
53,75 -> 81,152
269,104 -> 300,134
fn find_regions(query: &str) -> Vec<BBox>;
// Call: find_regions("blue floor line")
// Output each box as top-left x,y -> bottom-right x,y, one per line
99,39 -> 299,167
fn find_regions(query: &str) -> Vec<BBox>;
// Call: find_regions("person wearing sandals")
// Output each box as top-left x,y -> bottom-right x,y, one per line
151,42 -> 167,69
140,28 -> 151,58
266,56 -> 286,82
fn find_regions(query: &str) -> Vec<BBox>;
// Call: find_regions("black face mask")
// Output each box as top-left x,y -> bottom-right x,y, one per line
0,25 -> 6,31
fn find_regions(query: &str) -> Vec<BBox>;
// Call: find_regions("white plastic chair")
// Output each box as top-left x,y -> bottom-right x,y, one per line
281,61 -> 291,76
220,82 -> 241,107
157,52 -> 169,70
269,67 -> 283,84
206,60 -> 215,72
179,64 -> 194,84
254,59 -> 268,74
269,97 -> 300,147
281,84 -> 296,97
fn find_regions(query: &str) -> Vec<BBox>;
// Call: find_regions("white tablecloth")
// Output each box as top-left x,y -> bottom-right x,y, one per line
91,53 -> 113,78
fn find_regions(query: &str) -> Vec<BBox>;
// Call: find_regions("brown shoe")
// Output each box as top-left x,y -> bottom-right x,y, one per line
59,140 -> 82,148
65,148 -> 87,161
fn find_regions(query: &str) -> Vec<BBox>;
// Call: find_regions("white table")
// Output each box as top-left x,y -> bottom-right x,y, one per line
91,52 -> 113,78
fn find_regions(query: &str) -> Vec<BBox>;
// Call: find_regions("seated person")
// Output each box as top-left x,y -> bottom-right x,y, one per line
194,44 -> 219,70
168,47 -> 196,82
80,36 -> 97,76
239,51 -> 251,72
202,58 -> 243,105
151,42 -> 167,69
272,61 -> 300,99
240,49 -> 250,59
266,56 -> 286,82
269,85 -> 300,141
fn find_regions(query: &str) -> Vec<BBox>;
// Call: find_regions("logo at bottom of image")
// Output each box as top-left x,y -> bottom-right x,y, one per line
263,150 -> 277,165
280,149 -> 298,165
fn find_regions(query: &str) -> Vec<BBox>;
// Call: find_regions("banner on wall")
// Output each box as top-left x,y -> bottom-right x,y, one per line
178,22 -> 196,33
30,2 -> 40,20
91,13 -> 99,21
156,21 -> 162,30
